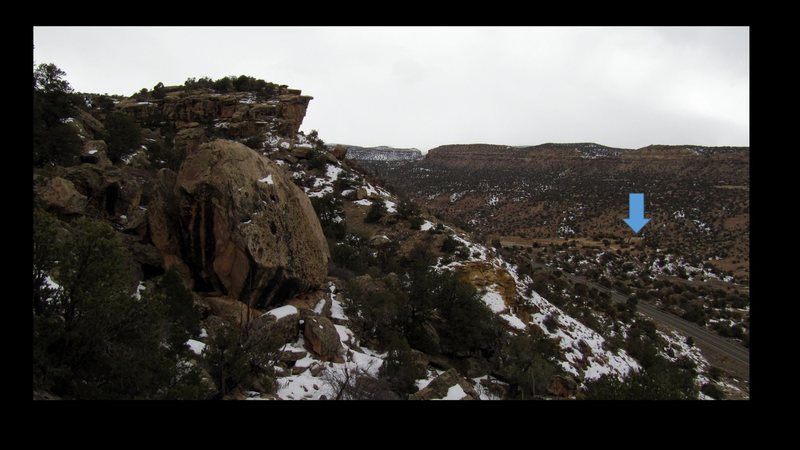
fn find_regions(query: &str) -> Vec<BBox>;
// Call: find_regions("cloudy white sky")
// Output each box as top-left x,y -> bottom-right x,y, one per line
33,26 -> 748,151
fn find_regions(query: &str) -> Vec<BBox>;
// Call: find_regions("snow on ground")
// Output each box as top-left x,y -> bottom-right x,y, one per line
384,199 -> 397,213
481,285 -> 507,313
264,305 -> 298,320
420,220 -> 435,231
656,329 -> 712,398
500,314 -> 527,330
330,298 -> 348,321
186,339 -> 206,356
353,199 -> 373,206
133,282 -> 146,300
415,368 -> 445,391
434,384 -> 467,400
472,376 -> 506,400
307,186 -> 333,198
326,164 -> 342,181
274,283 -> 384,400
259,174 -> 274,185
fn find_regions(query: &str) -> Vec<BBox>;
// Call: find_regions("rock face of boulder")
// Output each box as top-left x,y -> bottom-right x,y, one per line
169,140 -> 329,308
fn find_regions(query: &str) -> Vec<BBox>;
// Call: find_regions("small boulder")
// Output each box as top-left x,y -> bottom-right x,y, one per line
303,315 -> 342,361
408,368 -> 479,400
37,177 -> 88,215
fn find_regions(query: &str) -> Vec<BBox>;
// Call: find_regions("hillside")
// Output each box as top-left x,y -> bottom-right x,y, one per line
337,144 -> 423,161
32,68 -> 747,400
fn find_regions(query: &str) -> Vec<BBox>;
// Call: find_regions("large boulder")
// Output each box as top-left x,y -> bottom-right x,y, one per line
173,140 -> 329,308
409,368 -> 479,400
303,315 -> 342,361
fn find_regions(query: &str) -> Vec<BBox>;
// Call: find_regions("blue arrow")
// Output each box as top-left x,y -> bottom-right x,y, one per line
623,193 -> 650,233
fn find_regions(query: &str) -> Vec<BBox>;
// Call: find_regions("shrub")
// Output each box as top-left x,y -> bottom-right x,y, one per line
365,201 -> 387,223
33,215 -> 203,399
307,149 -> 328,171
441,235 -> 459,254
103,112 -> 142,163
310,194 -> 346,240
700,383 -> 725,399
409,216 -> 424,230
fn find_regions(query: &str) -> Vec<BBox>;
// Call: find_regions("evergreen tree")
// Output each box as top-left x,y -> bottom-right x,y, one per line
103,112 -> 142,162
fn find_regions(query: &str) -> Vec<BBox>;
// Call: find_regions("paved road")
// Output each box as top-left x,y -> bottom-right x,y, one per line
529,260 -> 750,380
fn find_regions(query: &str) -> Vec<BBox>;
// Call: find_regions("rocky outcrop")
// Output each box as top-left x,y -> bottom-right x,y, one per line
344,145 -> 423,161
165,140 -> 329,308
58,164 -> 151,220
115,88 -> 311,141
303,315 -> 342,361
409,368 -> 480,400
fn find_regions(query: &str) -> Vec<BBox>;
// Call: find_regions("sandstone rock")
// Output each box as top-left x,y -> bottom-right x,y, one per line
81,140 -> 112,167
172,140 -> 329,307
480,378 -> 509,399
325,152 -> 338,164
33,390 -> 62,400
368,234 -> 392,247
291,146 -> 312,159
202,296 -> 262,325
127,149 -> 151,169
355,188 -> 368,200
547,374 -> 578,398
252,304 -> 301,344
37,177 -> 88,215
309,362 -> 325,377
174,127 -> 207,157
276,95 -> 312,137
116,232 -> 162,269
279,350 -> 308,363
119,208 -> 148,237
332,144 -> 348,161
62,164 -> 144,219
75,108 -> 105,139
147,168 -> 193,280
458,357 -> 490,379
303,315 -> 342,361
408,368 -> 479,400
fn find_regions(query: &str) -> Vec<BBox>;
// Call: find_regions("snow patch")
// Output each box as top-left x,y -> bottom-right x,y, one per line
265,305 -> 298,320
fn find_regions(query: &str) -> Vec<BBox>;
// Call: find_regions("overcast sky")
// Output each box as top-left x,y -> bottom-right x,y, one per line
33,26 -> 749,151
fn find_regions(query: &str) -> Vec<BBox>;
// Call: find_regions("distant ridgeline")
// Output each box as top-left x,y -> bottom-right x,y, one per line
336,144 -> 423,161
